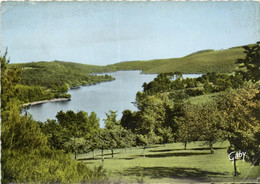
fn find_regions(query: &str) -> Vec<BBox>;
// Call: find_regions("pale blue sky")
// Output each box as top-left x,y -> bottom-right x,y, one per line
1,1 -> 259,65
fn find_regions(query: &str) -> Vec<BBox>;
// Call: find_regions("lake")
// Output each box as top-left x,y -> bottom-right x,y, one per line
27,71 -> 201,127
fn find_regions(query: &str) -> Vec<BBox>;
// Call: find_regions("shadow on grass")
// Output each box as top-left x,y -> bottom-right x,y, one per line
149,147 -> 227,153
78,158 -> 101,161
116,157 -> 136,160
118,166 -> 228,181
135,152 -> 210,158
77,154 -> 135,161
149,148 -> 183,152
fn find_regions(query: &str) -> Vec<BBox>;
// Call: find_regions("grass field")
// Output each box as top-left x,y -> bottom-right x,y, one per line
188,93 -> 218,105
76,142 -> 260,183
107,45 -> 249,74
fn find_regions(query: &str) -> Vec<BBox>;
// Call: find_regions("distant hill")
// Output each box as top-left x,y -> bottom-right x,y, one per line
11,61 -> 114,88
108,43 -> 257,74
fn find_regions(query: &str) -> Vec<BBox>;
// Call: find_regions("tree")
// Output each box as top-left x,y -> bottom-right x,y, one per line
103,111 -> 135,158
1,50 -> 21,111
216,84 -> 260,165
39,119 -> 65,150
177,102 -> 225,153
55,110 -> 100,139
176,103 -> 200,149
1,52 -> 48,154
156,127 -> 174,145
64,137 -> 86,159
136,131 -> 160,157
121,110 -> 139,132
1,105 -> 48,154
236,43 -> 260,82
104,110 -> 119,129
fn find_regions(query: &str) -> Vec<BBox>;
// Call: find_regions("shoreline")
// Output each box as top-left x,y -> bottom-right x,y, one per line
23,98 -> 70,107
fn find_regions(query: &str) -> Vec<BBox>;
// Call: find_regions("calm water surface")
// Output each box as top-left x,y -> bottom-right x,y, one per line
28,71 -> 201,127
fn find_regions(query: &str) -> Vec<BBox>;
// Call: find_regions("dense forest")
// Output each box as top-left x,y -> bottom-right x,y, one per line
1,43 -> 259,183
9,61 -> 114,104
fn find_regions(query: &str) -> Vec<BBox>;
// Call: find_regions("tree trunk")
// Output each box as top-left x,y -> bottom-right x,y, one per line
234,157 -> 237,177
143,145 -> 146,158
209,142 -> 214,154
111,149 -> 114,158
74,150 -> 77,160
184,142 -> 187,150
93,150 -> 95,159
102,149 -> 104,162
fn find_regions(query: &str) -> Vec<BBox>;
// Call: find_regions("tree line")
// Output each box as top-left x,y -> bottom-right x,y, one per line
9,61 -> 115,104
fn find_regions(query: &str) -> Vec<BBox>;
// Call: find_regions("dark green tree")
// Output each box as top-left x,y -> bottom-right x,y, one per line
236,43 -> 260,82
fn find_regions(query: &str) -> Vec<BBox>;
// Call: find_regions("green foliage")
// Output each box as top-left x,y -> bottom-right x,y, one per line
1,104 -> 48,154
41,110 -> 100,150
12,61 -> 114,89
16,84 -> 55,103
9,61 -> 114,103
1,53 -> 108,183
64,137 -> 87,159
1,50 -> 21,111
56,110 -> 100,138
236,42 -> 260,82
123,92 -> 182,145
216,84 -> 260,165
2,149 -> 108,184
101,111 -> 136,158
176,102 -> 226,154
39,119 -> 65,150
121,110 -> 140,132
140,72 -> 244,101
104,110 -> 120,129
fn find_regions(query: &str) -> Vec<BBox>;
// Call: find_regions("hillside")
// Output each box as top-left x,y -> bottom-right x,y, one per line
11,61 -> 114,88
107,43 -> 256,74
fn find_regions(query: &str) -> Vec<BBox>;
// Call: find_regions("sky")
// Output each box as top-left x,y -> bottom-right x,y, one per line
1,1 -> 259,65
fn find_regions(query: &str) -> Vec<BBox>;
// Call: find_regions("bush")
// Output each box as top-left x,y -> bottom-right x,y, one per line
2,149 -> 108,184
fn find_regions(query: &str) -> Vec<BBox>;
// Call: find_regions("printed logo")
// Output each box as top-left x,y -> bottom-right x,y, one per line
228,150 -> 246,163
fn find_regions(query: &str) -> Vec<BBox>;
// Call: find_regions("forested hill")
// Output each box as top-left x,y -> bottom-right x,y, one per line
9,61 -> 115,103
108,43 -> 257,74
10,61 -> 114,89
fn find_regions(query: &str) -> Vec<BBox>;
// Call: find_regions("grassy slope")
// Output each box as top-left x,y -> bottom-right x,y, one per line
188,93 -> 218,104
108,45 -> 248,74
77,142 -> 259,183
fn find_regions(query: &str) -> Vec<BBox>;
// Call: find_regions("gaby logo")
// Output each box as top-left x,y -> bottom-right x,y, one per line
228,150 -> 246,163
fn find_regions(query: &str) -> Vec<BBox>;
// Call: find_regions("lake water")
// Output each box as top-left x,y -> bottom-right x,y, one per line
27,71 -> 201,127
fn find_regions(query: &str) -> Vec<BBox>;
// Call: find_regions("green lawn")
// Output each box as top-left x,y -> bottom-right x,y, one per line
108,45 -> 250,74
188,93 -> 218,104
76,142 -> 260,183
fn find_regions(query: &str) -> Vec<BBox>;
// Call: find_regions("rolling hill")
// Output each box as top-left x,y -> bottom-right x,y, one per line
107,43 -> 256,74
